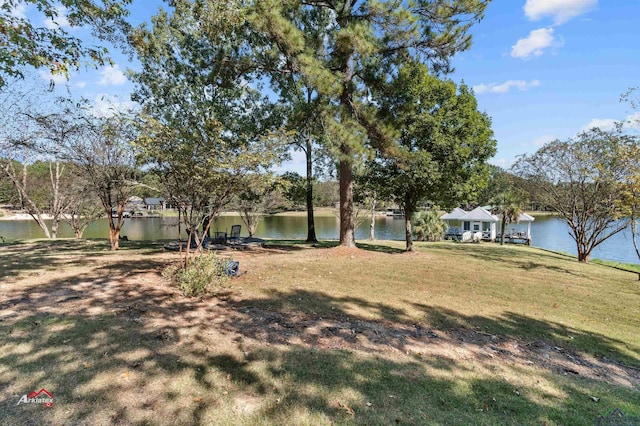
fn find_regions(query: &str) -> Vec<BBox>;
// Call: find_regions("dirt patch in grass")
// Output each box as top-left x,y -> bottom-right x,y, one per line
1,240 -> 638,425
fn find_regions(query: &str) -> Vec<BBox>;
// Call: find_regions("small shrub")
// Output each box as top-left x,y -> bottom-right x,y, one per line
163,253 -> 234,296
412,210 -> 447,242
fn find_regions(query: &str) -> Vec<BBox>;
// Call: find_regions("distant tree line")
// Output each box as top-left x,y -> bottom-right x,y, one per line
2,1 -> 639,266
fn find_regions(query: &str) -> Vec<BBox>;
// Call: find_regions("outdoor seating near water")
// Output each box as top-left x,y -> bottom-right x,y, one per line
163,222 -> 265,252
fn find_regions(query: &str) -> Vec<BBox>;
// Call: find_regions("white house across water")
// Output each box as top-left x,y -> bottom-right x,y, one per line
441,207 -> 535,244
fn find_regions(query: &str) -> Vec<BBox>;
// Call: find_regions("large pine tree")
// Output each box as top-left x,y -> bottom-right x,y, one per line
252,0 -> 490,246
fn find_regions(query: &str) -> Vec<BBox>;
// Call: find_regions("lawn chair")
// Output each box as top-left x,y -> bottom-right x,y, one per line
229,225 -> 241,245
212,231 -> 227,245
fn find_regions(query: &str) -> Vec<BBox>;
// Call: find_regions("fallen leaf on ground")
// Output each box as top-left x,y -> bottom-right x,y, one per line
338,402 -> 355,416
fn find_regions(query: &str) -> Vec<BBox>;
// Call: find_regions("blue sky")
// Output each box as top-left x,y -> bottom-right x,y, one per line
15,0 -> 640,174
453,0 -> 640,167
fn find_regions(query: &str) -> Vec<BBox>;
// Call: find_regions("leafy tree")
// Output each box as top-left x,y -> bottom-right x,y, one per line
130,1 -> 285,263
0,0 -> 132,86
63,173 -> 104,238
280,172 -> 306,209
354,164 -> 382,240
0,75 -> 57,236
412,210 -> 447,242
367,62 -> 496,251
60,107 -> 140,250
491,192 -> 525,246
236,174 -> 279,237
620,88 -> 640,275
252,0 -> 490,247
0,168 -> 17,204
512,128 -> 634,263
1,156 -> 58,238
313,180 -> 339,207
266,10 -> 334,243
475,165 -> 514,206
616,139 -> 640,278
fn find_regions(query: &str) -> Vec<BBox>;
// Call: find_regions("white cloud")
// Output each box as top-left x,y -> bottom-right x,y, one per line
473,79 -> 540,95
39,70 -> 68,85
581,118 -> 618,132
272,148 -> 307,176
626,112 -> 640,128
98,65 -> 127,86
490,157 -> 514,169
75,81 -> 87,89
582,113 -> 640,132
7,2 -> 28,19
43,6 -> 70,29
511,28 -> 559,59
524,0 -> 597,25
91,95 -> 137,118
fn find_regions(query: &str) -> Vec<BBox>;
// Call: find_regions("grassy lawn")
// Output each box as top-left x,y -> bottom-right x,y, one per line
0,239 -> 638,425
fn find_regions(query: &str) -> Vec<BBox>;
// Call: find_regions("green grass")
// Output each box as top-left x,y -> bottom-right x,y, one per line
592,258 -> 640,273
0,239 -> 638,425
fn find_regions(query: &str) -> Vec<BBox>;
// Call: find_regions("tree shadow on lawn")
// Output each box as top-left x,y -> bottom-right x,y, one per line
420,243 -> 600,278
261,239 -> 407,254
1,263 -> 639,425
0,239 -> 166,281
356,241 -> 406,254
222,289 -> 640,370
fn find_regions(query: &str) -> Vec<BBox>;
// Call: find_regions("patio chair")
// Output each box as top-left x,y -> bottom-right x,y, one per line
212,231 -> 227,245
229,225 -> 241,245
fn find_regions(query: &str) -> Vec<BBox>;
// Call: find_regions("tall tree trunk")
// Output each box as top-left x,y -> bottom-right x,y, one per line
631,217 -> 640,280
369,195 -> 376,241
106,205 -> 122,250
339,154 -> 355,247
404,206 -> 414,251
576,237 -> 589,263
20,161 -> 27,209
338,56 -> 356,248
3,161 -> 51,238
51,221 -> 59,239
305,135 -> 317,243
49,160 -> 66,239
500,218 -> 506,246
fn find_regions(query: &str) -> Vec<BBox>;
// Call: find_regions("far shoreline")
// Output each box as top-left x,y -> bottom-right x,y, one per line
0,207 -> 557,221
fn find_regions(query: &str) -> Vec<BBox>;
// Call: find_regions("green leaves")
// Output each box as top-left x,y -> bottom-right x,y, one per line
372,61 -> 495,210
0,0 -> 131,86
512,127 -> 638,262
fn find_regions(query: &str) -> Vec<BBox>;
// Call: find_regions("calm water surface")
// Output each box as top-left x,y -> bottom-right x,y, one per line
0,214 -> 637,264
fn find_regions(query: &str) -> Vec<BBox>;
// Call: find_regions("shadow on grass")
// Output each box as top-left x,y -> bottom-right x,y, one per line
0,250 -> 638,425
0,239 -> 168,281
356,241 -> 406,254
219,288 -> 640,368
262,239 -> 339,252
262,239 -> 407,254
420,242 -> 598,278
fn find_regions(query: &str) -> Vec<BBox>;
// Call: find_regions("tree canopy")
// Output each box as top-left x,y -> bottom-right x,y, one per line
0,0 -> 131,86
250,0 -> 491,247
512,127 -> 636,263
364,62 -> 496,251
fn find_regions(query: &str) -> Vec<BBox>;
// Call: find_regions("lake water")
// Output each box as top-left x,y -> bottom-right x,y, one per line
0,214 -> 637,265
